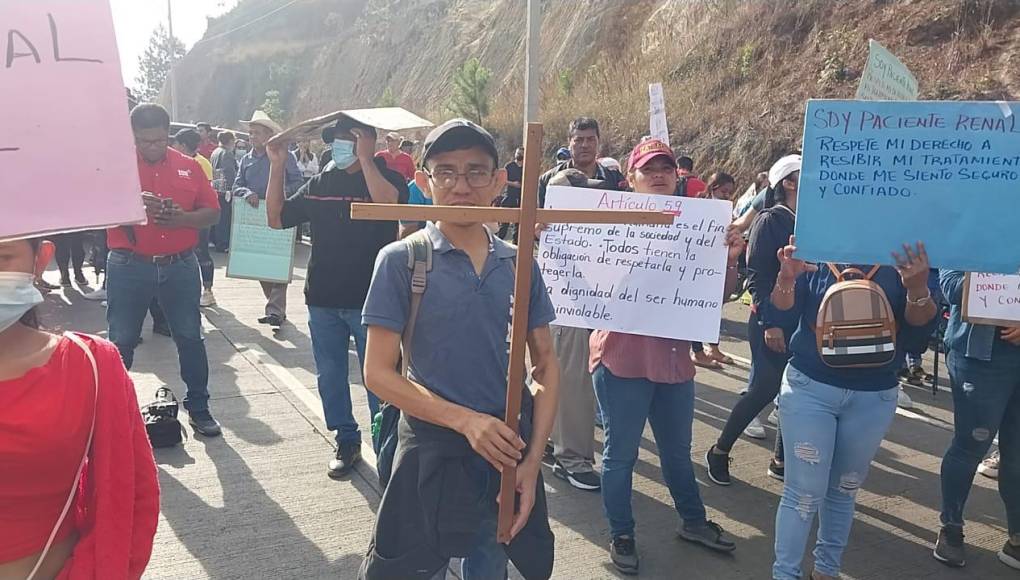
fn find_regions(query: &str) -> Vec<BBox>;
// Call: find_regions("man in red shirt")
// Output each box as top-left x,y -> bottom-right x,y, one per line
676,155 -> 707,197
195,122 -> 218,160
374,131 -> 416,181
106,104 -> 223,436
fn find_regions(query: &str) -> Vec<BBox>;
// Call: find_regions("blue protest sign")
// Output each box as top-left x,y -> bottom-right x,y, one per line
796,99 -> 1020,274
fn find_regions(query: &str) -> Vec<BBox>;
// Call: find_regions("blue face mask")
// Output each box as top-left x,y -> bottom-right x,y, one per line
331,139 -> 357,169
0,273 -> 43,333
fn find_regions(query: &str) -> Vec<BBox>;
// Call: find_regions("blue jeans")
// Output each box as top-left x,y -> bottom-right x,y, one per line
593,365 -> 706,538
307,306 -> 378,445
773,366 -> 898,579
940,344 -> 1020,535
213,193 -> 232,251
106,249 -> 210,413
430,457 -> 508,580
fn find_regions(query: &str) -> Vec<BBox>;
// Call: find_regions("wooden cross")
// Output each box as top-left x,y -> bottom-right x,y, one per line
352,123 -> 673,542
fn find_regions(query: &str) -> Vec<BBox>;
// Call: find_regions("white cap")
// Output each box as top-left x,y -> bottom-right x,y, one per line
768,154 -> 802,188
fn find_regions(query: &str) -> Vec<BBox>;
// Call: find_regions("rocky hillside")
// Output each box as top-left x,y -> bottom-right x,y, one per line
170,0 -> 1020,178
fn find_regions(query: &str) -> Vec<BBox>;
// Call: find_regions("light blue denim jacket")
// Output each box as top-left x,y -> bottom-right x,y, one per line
940,270 -> 997,361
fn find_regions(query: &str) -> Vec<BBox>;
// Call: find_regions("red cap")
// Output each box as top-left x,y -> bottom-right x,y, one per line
628,139 -> 676,170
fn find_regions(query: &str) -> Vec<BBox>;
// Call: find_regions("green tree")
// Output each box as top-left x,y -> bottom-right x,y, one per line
134,24 -> 186,103
446,57 -> 491,124
557,69 -> 574,97
377,87 -> 398,107
261,90 -> 285,122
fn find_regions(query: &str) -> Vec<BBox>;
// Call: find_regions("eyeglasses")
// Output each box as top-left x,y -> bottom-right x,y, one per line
425,168 -> 495,189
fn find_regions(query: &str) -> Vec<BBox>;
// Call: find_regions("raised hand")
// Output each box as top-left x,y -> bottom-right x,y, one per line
776,235 -> 818,281
891,242 -> 930,294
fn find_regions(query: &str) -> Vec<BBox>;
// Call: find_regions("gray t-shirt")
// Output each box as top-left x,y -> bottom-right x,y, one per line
363,223 -> 556,417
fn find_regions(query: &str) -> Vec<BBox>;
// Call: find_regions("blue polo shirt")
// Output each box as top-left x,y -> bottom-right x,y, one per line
363,222 -> 556,416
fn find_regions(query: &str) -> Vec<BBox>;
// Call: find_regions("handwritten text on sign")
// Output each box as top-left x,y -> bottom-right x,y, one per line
226,200 -> 296,284
856,39 -> 918,101
965,273 -> 1020,326
795,100 -> 1020,274
539,186 -> 732,343
1,1 -> 145,241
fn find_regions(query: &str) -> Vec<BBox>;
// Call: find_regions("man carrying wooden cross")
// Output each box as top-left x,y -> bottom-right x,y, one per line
358,119 -> 560,579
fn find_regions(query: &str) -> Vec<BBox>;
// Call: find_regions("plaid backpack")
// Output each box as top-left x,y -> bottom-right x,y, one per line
816,264 -> 898,368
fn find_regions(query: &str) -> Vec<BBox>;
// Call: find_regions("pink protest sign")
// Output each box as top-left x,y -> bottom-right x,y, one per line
1,0 -> 145,241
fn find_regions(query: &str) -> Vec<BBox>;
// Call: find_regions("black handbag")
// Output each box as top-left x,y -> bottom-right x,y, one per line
142,387 -> 185,448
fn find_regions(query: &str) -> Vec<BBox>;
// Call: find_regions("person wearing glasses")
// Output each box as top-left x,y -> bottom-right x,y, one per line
265,116 -> 408,479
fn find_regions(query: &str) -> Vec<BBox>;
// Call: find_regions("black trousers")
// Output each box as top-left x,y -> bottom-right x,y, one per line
53,232 -> 85,279
716,310 -> 786,461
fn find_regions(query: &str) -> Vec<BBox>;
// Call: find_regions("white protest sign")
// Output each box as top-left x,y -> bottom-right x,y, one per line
648,83 -> 669,146
856,39 -> 919,101
272,107 -> 433,144
538,186 -> 732,343
964,273 -> 1020,326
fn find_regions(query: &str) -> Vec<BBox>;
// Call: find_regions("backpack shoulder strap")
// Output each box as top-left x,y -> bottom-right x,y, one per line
401,231 -> 432,376
826,263 -> 843,281
863,265 -> 881,280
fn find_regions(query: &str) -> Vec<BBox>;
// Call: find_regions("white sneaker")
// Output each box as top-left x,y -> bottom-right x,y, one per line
767,407 -> 780,426
978,450 -> 1000,479
83,287 -> 107,301
897,387 -> 914,409
200,289 -> 217,307
744,417 -> 766,439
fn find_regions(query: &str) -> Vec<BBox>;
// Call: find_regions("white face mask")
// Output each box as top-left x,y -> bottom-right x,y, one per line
0,272 -> 43,332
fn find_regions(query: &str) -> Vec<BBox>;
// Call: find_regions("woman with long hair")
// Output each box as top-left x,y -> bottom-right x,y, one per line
0,238 -> 159,580
592,140 -> 745,575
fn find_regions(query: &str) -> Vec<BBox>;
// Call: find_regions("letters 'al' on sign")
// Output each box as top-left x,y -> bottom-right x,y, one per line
1,0 -> 145,241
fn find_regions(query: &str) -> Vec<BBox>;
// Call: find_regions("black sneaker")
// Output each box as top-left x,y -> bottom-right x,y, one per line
999,538 -> 1020,570
552,462 -> 601,491
74,271 -> 89,286
258,314 -> 284,327
60,275 -> 72,287
610,535 -> 639,575
677,520 -> 736,552
933,526 -> 966,567
767,458 -> 785,481
705,445 -> 732,486
328,442 -> 362,479
188,411 -> 222,437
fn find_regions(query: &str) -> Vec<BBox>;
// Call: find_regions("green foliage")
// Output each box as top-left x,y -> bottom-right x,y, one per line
261,89 -> 285,122
377,87 -> 398,107
134,24 -> 186,103
446,57 -> 491,124
736,43 -> 755,79
557,69 -> 575,97
818,26 -> 855,85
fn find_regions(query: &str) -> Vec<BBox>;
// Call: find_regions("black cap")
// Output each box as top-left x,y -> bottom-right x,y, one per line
420,118 -> 498,168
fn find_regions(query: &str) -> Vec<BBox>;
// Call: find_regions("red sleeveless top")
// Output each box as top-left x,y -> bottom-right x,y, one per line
0,336 -> 95,561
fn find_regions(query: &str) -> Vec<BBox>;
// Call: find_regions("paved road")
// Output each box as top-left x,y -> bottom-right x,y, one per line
39,245 -> 1014,579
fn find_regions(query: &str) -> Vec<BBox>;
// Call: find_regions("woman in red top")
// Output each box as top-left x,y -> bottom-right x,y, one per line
0,238 -> 159,580
591,141 -> 745,575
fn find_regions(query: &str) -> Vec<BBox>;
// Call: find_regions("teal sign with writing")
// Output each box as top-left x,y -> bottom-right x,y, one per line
796,99 -> 1020,273
226,200 -> 296,283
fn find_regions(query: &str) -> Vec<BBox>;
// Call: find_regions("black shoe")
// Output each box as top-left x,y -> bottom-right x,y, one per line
705,445 -> 732,486
542,441 -> 555,464
999,539 -> 1020,570
37,279 -> 61,291
933,526 -> 966,567
189,411 -> 222,437
152,323 -> 172,337
678,520 -> 737,552
60,275 -> 72,287
610,535 -> 639,575
258,314 -> 284,327
74,271 -> 88,286
767,458 -> 785,481
552,462 -> 601,491
328,442 -> 362,479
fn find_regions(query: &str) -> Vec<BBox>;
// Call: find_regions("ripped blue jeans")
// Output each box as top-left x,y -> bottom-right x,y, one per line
772,366 -> 898,580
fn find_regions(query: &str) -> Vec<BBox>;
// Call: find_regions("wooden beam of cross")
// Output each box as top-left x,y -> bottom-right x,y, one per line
352,123 -> 674,543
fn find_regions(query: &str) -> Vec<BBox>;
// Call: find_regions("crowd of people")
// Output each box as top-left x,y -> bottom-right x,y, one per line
0,101 -> 1016,580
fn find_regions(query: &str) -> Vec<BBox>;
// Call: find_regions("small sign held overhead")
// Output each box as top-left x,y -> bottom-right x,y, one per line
648,83 -> 670,146
272,107 -> 434,144
856,39 -> 919,101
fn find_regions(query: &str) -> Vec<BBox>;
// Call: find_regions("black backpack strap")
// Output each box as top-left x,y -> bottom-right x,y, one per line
402,230 -> 432,376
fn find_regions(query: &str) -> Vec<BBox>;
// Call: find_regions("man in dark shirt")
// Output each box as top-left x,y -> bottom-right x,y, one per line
266,116 -> 408,478
538,117 -> 627,208
497,147 -> 525,240
210,131 -> 238,252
